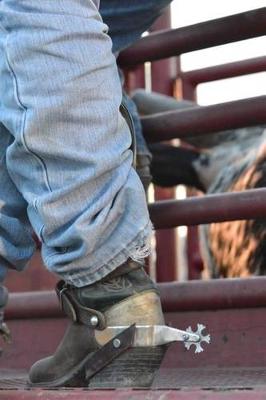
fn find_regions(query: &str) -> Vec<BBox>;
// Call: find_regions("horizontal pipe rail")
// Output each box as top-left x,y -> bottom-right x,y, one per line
149,188 -> 266,228
118,8 -> 266,67
141,96 -> 266,143
181,56 -> 266,85
6,291 -> 61,319
160,277 -> 266,312
6,277 -> 266,319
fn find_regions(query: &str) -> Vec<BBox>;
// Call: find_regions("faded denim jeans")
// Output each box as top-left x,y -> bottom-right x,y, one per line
101,0 -> 172,157
0,0 -> 171,286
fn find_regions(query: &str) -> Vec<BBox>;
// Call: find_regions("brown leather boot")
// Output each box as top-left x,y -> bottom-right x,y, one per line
28,260 -> 166,388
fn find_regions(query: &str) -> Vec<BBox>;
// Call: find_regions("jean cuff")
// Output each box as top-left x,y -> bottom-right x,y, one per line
61,220 -> 153,287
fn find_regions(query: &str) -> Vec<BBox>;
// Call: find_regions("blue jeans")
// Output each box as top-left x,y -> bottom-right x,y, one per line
100,0 -> 172,54
0,0 -> 171,286
101,0 -> 172,157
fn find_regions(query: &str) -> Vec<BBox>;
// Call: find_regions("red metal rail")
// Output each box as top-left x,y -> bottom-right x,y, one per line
119,8 -> 266,67
142,95 -> 266,143
160,277 -> 266,312
150,7 -> 178,283
181,56 -> 266,85
124,65 -> 145,94
6,276 -> 266,319
149,188 -> 266,229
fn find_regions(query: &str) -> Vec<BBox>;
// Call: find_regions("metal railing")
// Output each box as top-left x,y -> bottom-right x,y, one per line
120,7 -> 266,281
119,8 -> 266,67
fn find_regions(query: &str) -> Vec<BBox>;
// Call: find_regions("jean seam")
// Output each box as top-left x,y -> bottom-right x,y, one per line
5,35 -> 53,194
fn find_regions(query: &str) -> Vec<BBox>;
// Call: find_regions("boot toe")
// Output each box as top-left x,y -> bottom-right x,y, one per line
29,356 -> 54,386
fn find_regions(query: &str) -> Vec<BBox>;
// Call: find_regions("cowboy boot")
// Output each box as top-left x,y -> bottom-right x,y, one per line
28,259 -> 166,388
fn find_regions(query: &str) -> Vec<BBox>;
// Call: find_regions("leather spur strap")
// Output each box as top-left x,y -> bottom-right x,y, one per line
56,281 -> 106,330
85,324 -> 136,381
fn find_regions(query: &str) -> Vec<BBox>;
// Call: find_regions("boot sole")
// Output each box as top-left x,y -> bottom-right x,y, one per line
28,345 -> 167,388
88,345 -> 167,388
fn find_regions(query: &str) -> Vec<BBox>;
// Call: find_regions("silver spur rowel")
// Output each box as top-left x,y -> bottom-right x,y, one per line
184,324 -> 211,354
95,323 -> 211,353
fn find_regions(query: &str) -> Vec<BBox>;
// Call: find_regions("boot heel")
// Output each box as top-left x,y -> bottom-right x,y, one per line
88,345 -> 167,388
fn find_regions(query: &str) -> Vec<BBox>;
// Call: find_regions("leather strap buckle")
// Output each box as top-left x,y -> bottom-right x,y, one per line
56,281 -> 106,330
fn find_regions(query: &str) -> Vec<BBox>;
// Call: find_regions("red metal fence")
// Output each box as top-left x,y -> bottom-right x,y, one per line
121,6 -> 266,281
119,8 -> 266,67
